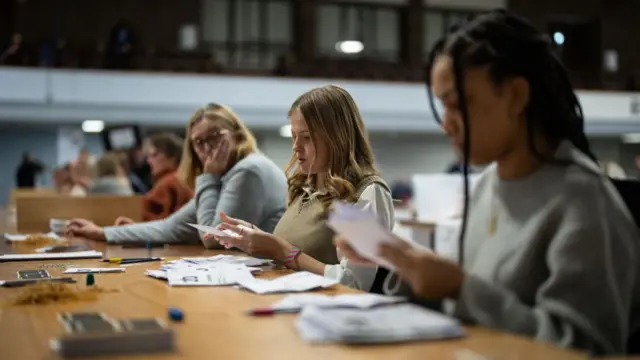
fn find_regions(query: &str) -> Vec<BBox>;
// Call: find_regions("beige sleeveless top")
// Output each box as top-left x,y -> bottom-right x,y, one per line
272,175 -> 389,265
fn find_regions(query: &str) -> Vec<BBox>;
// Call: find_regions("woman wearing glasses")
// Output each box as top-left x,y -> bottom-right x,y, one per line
67,104 -> 288,246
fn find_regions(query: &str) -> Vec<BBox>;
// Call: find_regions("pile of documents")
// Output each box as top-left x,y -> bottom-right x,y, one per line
296,303 -> 465,344
270,293 -> 407,312
144,255 -> 270,285
145,255 -> 337,294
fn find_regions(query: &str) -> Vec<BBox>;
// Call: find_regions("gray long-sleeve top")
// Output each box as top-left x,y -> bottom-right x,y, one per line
104,153 -> 287,248
450,141 -> 640,355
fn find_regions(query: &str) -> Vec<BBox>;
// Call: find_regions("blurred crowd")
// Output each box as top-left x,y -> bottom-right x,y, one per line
15,132 -> 194,222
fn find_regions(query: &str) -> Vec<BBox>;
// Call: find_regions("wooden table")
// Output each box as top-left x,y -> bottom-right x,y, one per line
0,239 -> 590,360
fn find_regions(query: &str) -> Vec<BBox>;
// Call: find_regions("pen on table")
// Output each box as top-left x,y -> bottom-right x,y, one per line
0,277 -> 77,288
120,258 -> 163,265
247,307 -> 300,316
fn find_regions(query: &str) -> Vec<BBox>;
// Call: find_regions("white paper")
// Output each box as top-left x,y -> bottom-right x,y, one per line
296,303 -> 464,344
328,201 -> 409,270
0,251 -> 103,262
272,294 -> 406,311
434,219 -> 462,264
64,267 -> 125,274
145,270 -> 168,280
411,173 -> 481,221
167,264 -> 255,287
186,223 -> 242,238
168,254 -> 272,267
4,232 -> 61,242
237,272 -> 338,294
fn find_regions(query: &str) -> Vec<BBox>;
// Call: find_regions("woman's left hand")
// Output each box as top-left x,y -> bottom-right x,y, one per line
203,132 -> 231,175
208,223 -> 290,261
378,240 -> 465,300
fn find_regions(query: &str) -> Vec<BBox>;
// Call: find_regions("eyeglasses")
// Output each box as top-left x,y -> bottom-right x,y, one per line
191,131 -> 227,152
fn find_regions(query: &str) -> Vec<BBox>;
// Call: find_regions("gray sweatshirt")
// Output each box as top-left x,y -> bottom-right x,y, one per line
90,177 -> 133,196
104,153 -> 287,247
451,141 -> 639,355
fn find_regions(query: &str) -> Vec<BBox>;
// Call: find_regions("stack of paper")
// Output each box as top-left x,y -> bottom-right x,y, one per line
296,303 -> 465,344
168,254 -> 273,267
328,201 -> 412,270
0,251 -> 103,262
167,264 -> 256,286
237,272 -> 337,294
145,254 -> 269,282
271,293 -> 406,311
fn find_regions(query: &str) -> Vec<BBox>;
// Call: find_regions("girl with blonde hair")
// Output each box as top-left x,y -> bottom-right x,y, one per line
211,85 -> 394,291
67,103 -> 287,245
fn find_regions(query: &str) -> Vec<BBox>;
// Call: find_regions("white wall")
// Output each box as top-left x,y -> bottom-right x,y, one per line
258,131 -> 625,183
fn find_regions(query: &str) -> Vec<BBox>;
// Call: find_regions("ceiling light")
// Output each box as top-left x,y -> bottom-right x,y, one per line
82,120 -> 105,133
335,40 -> 364,54
279,124 -> 292,138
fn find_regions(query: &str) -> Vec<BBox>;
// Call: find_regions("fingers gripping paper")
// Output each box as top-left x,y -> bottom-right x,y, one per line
327,201 -> 408,270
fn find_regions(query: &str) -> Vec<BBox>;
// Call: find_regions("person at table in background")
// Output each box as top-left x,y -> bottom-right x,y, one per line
66,103 -> 287,245
209,85 -> 394,292
68,148 -> 96,193
53,163 -> 87,196
114,132 -> 193,224
335,11 -> 639,355
128,145 -> 153,194
15,152 -> 45,188
89,153 -> 133,195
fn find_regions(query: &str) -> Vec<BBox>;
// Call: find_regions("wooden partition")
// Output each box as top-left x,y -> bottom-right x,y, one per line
15,195 -> 143,233
9,188 -> 59,207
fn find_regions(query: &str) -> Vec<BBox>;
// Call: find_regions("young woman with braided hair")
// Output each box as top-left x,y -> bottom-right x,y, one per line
336,10 -> 639,355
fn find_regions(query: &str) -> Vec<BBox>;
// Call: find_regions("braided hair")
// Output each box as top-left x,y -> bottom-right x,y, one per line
425,10 -> 597,265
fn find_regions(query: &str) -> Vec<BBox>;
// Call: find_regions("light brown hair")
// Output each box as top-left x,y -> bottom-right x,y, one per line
286,85 -> 379,207
96,153 -> 122,177
177,103 -> 258,189
147,132 -> 184,162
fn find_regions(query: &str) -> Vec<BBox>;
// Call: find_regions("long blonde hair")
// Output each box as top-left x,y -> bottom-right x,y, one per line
177,103 -> 258,189
286,85 -> 379,207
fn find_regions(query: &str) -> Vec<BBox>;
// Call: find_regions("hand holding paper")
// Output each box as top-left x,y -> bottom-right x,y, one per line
327,201 -> 410,270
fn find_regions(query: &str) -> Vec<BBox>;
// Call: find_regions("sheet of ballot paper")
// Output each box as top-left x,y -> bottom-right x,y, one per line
237,271 -> 337,294
328,201 -> 410,270
186,223 -> 242,238
167,264 -> 255,286
271,294 -> 406,311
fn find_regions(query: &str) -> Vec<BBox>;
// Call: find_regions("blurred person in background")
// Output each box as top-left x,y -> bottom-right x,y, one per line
89,153 -> 133,195
390,180 -> 413,209
0,33 -> 27,66
53,164 -> 87,196
106,19 -> 134,70
15,152 -> 44,188
66,103 -> 287,245
115,132 -> 193,225
69,148 -> 96,192
52,165 -> 74,194
128,145 -> 152,193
